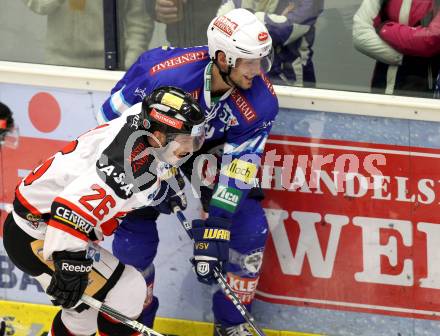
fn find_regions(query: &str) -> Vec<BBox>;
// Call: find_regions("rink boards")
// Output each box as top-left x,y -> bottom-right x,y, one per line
2,63 -> 440,335
0,300 -> 317,336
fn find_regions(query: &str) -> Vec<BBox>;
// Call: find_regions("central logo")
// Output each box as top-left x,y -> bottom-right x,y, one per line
197,262 -> 210,276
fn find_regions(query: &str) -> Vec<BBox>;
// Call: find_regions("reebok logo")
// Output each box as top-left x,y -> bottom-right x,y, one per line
61,262 -> 93,273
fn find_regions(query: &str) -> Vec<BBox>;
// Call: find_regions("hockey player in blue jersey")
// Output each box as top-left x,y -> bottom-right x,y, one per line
99,8 -> 278,336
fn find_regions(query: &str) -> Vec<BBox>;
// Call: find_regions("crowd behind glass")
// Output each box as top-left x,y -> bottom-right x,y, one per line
3,0 -> 440,99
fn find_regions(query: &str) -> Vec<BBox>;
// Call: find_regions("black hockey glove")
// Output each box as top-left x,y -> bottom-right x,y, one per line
152,171 -> 187,214
46,250 -> 93,309
191,217 -> 231,285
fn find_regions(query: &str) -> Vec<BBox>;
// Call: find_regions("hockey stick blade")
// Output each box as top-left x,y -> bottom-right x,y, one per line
172,207 -> 266,336
81,294 -> 165,336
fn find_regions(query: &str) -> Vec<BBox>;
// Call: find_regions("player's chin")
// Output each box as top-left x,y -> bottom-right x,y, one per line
238,80 -> 253,90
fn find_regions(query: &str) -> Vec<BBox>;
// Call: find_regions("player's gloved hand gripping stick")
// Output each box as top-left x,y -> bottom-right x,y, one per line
172,206 -> 267,336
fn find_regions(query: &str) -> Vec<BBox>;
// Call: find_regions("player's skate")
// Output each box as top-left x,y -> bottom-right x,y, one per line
214,322 -> 253,336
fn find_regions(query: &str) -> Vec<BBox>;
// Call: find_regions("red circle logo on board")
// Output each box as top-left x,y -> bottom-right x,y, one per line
258,32 -> 268,41
28,92 -> 61,133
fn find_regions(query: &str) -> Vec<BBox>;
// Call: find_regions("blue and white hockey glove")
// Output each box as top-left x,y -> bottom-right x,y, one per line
191,217 -> 231,285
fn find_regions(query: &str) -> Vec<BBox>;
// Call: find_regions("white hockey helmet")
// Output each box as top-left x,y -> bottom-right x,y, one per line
207,8 -> 273,72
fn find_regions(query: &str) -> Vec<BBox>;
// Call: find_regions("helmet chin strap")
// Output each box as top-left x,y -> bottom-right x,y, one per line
214,60 -> 239,89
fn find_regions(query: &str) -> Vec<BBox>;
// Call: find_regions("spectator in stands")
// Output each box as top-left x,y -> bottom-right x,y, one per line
146,0 -> 222,47
22,0 -> 154,69
353,0 -> 440,98
218,0 -> 324,87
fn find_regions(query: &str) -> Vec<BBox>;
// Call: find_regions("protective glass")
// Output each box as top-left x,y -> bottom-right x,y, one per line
0,127 -> 19,149
166,131 -> 205,155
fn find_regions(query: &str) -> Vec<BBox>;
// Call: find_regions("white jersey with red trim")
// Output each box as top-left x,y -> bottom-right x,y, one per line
12,103 -> 168,260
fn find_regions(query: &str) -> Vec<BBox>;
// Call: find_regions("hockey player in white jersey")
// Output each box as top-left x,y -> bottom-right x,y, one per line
0,102 -> 15,336
2,87 -> 205,336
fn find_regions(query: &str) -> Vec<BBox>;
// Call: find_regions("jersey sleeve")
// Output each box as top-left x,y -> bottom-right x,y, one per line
98,54 -> 156,124
208,82 -> 278,219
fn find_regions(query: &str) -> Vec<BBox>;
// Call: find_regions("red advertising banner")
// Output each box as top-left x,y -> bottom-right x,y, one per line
258,134 -> 440,320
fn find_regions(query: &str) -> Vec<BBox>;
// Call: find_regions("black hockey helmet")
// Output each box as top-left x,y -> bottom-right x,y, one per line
141,86 -> 205,151
0,102 -> 17,148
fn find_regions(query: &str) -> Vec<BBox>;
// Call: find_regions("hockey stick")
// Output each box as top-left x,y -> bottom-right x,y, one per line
81,294 -> 165,336
172,207 -> 266,336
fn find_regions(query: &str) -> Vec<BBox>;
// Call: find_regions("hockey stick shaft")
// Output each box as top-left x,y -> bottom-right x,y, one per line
81,294 -> 165,336
173,207 -> 266,336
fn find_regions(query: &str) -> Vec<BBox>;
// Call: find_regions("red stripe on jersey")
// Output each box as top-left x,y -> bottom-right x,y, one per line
15,188 -> 42,215
54,197 -> 97,225
230,90 -> 257,123
48,219 -> 89,242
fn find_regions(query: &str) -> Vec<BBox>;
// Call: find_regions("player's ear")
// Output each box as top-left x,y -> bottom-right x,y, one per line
216,51 -> 228,71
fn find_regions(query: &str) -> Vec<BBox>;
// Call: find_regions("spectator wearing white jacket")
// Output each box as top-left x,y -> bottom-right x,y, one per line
22,0 -> 154,69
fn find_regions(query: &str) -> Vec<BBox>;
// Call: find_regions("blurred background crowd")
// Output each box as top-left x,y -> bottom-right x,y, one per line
2,0 -> 439,99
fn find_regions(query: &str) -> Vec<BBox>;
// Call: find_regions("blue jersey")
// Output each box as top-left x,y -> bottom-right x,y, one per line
100,46 -> 279,219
